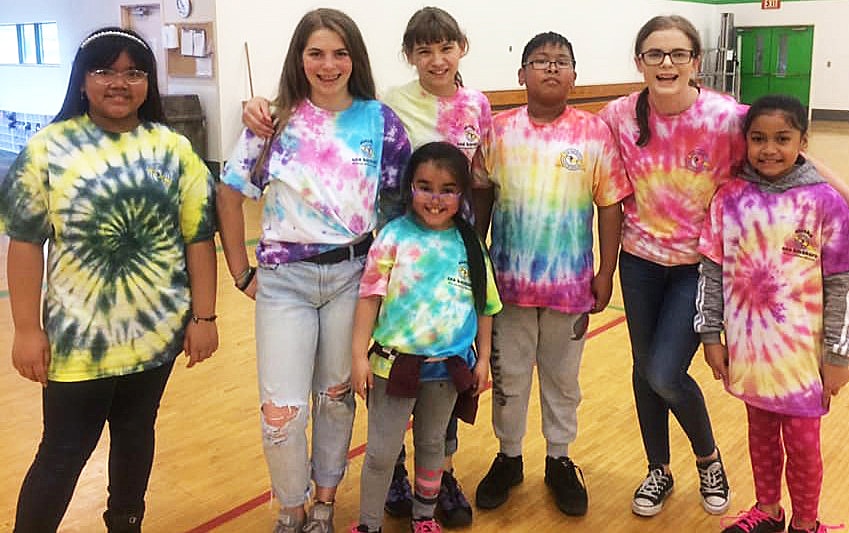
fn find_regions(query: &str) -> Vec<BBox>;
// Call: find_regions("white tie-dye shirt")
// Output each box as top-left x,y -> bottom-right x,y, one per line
222,98 -> 411,264
599,89 -> 747,266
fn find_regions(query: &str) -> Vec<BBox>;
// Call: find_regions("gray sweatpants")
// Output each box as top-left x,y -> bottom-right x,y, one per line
358,376 -> 458,529
491,303 -> 587,458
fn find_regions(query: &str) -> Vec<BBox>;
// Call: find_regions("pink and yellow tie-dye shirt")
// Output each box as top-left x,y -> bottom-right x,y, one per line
599,89 -> 747,266
478,106 -> 631,313
699,175 -> 849,417
222,98 -> 410,264
382,80 -> 492,161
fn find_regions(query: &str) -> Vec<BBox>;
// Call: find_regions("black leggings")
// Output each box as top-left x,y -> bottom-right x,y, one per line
14,360 -> 174,533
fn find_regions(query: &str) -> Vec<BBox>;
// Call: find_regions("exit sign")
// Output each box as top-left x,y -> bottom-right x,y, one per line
762,0 -> 781,9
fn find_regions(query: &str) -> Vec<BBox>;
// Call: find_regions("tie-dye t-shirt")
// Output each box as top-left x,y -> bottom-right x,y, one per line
222,98 -> 410,264
599,89 -> 747,266
477,106 -> 631,313
699,175 -> 849,417
359,213 -> 502,381
382,80 -> 492,161
0,115 -> 216,382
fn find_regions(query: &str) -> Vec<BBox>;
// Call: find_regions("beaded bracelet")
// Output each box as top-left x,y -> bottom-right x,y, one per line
191,314 -> 217,323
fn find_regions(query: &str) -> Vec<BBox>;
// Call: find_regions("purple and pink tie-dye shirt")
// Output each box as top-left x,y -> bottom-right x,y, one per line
477,106 -> 631,313
222,98 -> 410,264
700,175 -> 849,417
599,89 -> 747,266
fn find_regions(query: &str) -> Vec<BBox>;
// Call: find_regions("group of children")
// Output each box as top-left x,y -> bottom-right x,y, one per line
1,6 -> 848,533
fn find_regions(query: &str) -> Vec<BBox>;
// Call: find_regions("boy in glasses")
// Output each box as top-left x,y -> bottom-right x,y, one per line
471,31 -> 631,517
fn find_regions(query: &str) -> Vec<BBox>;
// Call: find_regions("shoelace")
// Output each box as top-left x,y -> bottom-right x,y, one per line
412,518 -> 440,533
699,461 -> 727,494
636,468 -> 668,498
719,507 -> 781,530
798,521 -> 845,533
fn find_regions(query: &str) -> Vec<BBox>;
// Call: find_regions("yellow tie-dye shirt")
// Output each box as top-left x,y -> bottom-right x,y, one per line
0,115 -> 216,382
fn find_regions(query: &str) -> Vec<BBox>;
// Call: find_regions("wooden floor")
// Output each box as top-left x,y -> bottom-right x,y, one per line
1,121 -> 848,532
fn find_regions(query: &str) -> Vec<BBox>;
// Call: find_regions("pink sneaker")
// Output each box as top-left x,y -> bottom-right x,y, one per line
720,504 -> 785,532
410,517 -> 442,533
787,520 -> 845,533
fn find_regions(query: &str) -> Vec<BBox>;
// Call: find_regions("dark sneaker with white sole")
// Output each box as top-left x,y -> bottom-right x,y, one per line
631,465 -> 674,517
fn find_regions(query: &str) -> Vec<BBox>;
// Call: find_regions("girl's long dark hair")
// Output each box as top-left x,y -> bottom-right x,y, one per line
54,27 -> 163,124
633,16 -> 701,147
403,141 -> 487,313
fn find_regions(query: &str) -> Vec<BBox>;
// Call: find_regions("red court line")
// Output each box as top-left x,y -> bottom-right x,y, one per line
185,313 -> 625,532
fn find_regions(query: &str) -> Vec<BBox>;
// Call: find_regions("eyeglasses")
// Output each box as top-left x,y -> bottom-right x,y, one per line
88,68 -> 149,85
412,186 -> 461,203
638,49 -> 694,66
522,58 -> 574,71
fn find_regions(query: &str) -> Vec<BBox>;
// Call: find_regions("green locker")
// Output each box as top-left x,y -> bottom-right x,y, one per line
737,26 -> 813,107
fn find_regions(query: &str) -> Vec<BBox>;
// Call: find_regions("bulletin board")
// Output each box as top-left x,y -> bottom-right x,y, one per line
166,22 -> 215,78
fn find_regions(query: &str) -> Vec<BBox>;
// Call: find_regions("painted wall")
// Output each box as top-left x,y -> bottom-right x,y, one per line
718,0 -> 849,111
213,0 -> 717,160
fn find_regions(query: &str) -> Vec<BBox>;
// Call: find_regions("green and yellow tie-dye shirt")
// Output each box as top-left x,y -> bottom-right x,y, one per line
0,115 -> 216,382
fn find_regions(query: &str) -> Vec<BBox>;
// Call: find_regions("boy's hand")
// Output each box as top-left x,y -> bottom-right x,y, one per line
12,328 -> 51,385
472,358 -> 490,396
590,271 -> 614,313
352,353 -> 373,400
242,97 -> 274,138
822,362 -> 849,409
703,343 -> 729,384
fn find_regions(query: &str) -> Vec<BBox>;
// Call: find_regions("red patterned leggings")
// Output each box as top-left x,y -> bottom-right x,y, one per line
746,403 -> 822,523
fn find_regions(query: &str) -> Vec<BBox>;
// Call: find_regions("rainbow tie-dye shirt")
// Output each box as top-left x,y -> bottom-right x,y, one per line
382,80 -> 492,161
599,89 -> 747,266
359,213 -> 501,381
0,115 -> 216,382
478,106 -> 631,313
222,98 -> 410,264
698,165 -> 849,417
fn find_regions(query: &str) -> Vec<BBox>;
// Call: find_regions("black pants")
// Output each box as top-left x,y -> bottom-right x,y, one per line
14,360 -> 175,533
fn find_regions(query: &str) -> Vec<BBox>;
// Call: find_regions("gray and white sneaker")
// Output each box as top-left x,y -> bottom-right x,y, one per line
273,513 -> 303,533
632,465 -> 674,517
302,502 -> 335,533
697,454 -> 730,515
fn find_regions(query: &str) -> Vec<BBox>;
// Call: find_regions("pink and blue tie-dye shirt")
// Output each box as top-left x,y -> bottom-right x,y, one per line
699,168 -> 849,417
359,213 -> 501,381
477,106 -> 631,313
222,98 -> 410,264
599,89 -> 747,266
382,80 -> 492,161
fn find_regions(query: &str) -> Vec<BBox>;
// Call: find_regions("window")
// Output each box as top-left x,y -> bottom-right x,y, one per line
0,22 -> 60,65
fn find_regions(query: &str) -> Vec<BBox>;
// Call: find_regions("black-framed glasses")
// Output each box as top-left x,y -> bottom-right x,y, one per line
88,68 -> 149,85
638,49 -> 694,66
522,58 -> 574,71
412,186 -> 461,203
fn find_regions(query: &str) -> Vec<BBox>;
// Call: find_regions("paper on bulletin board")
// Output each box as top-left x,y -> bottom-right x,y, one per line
180,28 -> 193,55
192,30 -> 206,57
163,25 -> 179,49
195,57 -> 213,77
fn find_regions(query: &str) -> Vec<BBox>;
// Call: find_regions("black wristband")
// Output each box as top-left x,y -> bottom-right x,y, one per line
236,266 -> 256,291
191,314 -> 217,323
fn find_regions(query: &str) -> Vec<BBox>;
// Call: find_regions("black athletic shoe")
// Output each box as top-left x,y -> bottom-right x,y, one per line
544,456 -> 588,516
475,453 -> 523,509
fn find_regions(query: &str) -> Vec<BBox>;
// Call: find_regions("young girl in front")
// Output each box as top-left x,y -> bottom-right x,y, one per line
350,141 -> 501,533
217,8 -> 410,533
695,95 -> 849,533
2,27 -> 217,532
242,8 -> 492,525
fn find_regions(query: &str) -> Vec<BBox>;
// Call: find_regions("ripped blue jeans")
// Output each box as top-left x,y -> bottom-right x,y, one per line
255,257 -> 362,508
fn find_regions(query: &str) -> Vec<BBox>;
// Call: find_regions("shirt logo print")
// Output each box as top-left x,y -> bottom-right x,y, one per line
147,166 -> 173,186
559,148 -> 584,171
352,139 -> 378,168
782,228 -> 819,261
686,148 -> 712,172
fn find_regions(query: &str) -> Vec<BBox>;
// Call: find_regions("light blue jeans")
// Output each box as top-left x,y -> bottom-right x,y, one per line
255,257 -> 363,508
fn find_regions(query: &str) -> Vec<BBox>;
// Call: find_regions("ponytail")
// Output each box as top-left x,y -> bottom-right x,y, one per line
454,214 -> 487,314
635,87 -> 651,147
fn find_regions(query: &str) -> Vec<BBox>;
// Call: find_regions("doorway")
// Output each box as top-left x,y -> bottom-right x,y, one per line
121,4 -> 167,94
737,25 -> 813,108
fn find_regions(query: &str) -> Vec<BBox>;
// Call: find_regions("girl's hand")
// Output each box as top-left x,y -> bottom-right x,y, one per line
472,358 -> 490,396
703,343 -> 729,384
590,272 -> 614,313
352,353 -> 373,400
242,97 -> 274,138
242,273 -> 257,300
12,328 -> 51,385
183,321 -> 219,368
822,362 -> 849,409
